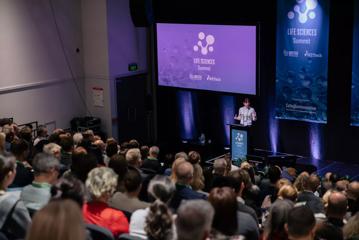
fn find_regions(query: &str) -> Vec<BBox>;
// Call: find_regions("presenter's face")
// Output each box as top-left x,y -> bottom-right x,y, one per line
243,101 -> 250,108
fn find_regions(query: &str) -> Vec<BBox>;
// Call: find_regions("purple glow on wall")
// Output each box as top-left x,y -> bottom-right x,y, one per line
310,124 -> 321,161
177,91 -> 196,139
269,118 -> 278,153
221,96 -> 235,145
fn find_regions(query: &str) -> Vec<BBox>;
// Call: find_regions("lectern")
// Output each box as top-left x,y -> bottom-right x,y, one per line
228,124 -> 252,162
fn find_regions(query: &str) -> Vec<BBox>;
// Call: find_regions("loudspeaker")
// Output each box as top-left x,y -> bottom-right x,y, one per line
129,0 -> 154,27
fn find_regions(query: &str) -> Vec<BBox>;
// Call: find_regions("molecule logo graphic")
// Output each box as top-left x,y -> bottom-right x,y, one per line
193,32 -> 215,55
235,133 -> 243,143
288,0 -> 318,24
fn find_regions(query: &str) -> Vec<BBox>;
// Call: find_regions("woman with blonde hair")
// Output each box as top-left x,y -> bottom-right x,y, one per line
188,151 -> 205,191
293,171 -> 309,192
26,200 -> 86,240
278,184 -> 298,202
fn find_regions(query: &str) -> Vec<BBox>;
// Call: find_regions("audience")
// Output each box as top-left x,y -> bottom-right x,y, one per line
176,199 -> 214,240
109,167 -> 150,213
170,161 -> 207,211
141,146 -> 162,174
286,206 -> 316,240
0,154 -> 31,239
9,138 -> 33,188
296,174 -> 324,214
130,175 -> 175,239
1,122 -> 359,240
26,199 -> 86,240
20,153 -> 60,212
83,167 -> 129,237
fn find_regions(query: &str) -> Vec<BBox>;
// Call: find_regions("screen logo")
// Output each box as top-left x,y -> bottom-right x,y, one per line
193,32 -> 215,55
288,0 -> 318,24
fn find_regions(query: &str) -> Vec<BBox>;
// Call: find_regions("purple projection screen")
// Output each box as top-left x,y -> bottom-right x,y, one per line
156,23 -> 257,95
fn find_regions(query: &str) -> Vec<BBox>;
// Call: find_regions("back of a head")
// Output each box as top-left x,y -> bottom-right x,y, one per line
229,170 -> 244,194
347,181 -> 359,200
140,145 -> 150,159
37,125 -> 48,138
72,133 -> 83,146
59,135 -> 73,152
0,154 -> 16,188
213,158 -> 227,176
108,154 -> 128,181
176,200 -> 214,240
265,199 -> 294,237
174,152 -> 188,161
145,199 -> 173,240
128,139 -> 140,149
278,185 -> 298,202
71,147 -> 97,182
303,174 -> 320,192
10,138 -> 29,157
124,167 -> 142,193
315,222 -> 343,240
106,140 -> 118,158
26,199 -> 86,240
268,165 -> 281,184
327,191 -> 348,219
51,176 -> 86,207
147,175 -> 175,203
175,161 -> 194,184
149,146 -> 159,158
19,126 -> 33,143
287,206 -> 315,239
86,167 -> 118,200
32,153 -> 60,177
43,143 -> 61,159
188,151 -> 201,165
208,187 -> 238,236
125,148 -> 141,167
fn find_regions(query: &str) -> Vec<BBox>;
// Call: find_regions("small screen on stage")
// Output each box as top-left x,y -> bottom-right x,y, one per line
156,23 -> 257,95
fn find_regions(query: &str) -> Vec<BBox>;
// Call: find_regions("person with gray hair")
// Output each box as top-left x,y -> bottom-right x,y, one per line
141,145 -> 162,174
20,153 -> 60,212
176,200 -> 214,240
83,167 -> 129,237
126,148 -> 142,168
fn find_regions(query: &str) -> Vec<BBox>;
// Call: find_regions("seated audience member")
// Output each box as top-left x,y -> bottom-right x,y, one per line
286,206 -> 316,240
281,167 -> 297,182
130,175 -> 175,239
128,139 -> 140,149
0,154 -> 31,239
109,167 -> 150,213
105,139 -> 119,166
278,184 -> 298,202
170,161 -> 207,211
293,171 -> 310,193
59,135 -> 73,168
9,138 -> 34,188
65,147 -> 97,183
204,158 -> 227,192
326,191 -> 348,228
126,148 -> 154,201
26,200 -> 86,240
51,175 -> 86,207
260,165 -> 282,203
19,126 -> 33,144
176,200 -> 214,240
163,152 -> 188,176
73,132 -> 83,147
343,213 -> 359,240
83,167 -> 129,237
297,174 -> 324,214
229,170 -> 259,224
209,187 -> 259,240
43,142 -> 62,159
20,153 -> 60,211
336,179 -> 350,192
187,151 -> 205,191
346,181 -> 359,216
108,154 -> 128,192
315,222 -> 343,240
82,129 -> 95,143
169,157 -> 186,181
140,145 -> 150,160
238,169 -> 261,218
33,125 -> 48,146
0,133 -> 6,155
262,199 -> 294,240
141,146 -> 162,174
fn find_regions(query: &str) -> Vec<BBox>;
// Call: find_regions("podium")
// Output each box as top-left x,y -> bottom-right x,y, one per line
227,124 -> 252,162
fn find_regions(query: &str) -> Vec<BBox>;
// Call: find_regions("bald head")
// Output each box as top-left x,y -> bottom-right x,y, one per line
303,174 -> 320,192
175,162 -> 194,184
213,158 -> 227,175
347,181 -> 359,200
327,192 -> 348,219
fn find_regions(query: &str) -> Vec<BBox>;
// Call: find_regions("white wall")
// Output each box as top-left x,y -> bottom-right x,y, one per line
0,0 -> 86,128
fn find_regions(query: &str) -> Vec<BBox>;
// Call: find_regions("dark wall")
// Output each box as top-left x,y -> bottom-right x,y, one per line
152,0 -> 359,163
